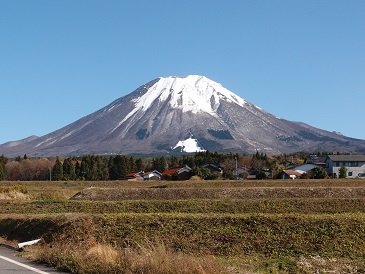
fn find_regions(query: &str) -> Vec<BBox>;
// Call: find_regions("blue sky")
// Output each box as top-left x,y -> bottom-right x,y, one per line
1,0 -> 364,144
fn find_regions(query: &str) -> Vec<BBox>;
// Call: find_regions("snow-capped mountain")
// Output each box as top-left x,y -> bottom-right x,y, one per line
1,75 -> 365,157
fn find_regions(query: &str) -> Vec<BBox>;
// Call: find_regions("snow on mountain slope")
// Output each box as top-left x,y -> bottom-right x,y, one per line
111,75 -> 249,133
1,75 -> 365,157
173,136 -> 206,153
134,75 -> 247,113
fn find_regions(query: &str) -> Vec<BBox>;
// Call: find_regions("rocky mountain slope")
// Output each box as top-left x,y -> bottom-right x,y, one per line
1,75 -> 365,157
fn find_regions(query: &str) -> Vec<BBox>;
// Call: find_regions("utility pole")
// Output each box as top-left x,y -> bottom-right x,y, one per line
235,156 -> 238,180
49,167 -> 52,181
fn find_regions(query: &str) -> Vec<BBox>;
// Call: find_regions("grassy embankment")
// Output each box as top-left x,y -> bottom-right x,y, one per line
1,180 -> 365,273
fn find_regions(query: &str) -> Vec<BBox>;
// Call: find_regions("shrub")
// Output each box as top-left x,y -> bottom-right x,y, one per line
28,240 -> 223,274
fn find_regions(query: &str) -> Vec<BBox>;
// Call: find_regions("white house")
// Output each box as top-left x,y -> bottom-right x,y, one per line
280,164 -> 319,179
293,164 -> 319,174
143,170 -> 162,181
127,171 -> 145,181
325,155 -> 365,178
280,170 -> 303,180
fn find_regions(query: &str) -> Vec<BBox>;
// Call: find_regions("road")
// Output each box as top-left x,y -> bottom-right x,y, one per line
0,245 -> 65,273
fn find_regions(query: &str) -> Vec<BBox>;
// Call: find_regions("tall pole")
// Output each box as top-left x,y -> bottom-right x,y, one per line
235,156 -> 238,180
49,167 -> 52,181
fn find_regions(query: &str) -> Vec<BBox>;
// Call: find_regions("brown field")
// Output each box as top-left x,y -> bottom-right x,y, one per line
1,179 -> 365,273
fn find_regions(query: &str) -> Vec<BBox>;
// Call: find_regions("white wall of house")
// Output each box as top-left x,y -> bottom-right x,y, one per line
326,157 -> 365,178
330,166 -> 365,178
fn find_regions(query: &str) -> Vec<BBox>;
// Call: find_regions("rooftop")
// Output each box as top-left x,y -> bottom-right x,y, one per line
327,155 -> 365,162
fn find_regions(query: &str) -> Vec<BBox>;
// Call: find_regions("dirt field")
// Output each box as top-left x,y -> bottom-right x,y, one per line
1,179 -> 365,273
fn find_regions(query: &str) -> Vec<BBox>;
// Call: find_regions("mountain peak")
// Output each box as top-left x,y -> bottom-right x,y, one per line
2,75 -> 365,157
158,75 -> 212,85
130,75 -> 247,116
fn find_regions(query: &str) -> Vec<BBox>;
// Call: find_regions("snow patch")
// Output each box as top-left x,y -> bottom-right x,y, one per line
59,120 -> 94,140
59,129 -> 76,140
34,137 -> 57,148
172,136 -> 206,153
107,105 -> 116,112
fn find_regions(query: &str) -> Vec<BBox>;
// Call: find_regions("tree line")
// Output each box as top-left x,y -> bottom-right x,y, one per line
0,151 -> 332,181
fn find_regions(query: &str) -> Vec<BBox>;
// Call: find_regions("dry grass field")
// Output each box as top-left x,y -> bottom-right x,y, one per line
1,179 -> 365,273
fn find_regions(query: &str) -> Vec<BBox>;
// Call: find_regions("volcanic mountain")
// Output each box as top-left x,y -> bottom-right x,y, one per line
1,75 -> 365,157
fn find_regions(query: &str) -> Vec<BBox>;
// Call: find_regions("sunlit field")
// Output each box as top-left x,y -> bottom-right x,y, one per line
1,179 -> 365,273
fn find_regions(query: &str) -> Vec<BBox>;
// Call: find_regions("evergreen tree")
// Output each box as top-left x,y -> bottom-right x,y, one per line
0,155 -> 7,165
151,158 -> 157,170
52,157 -> 63,181
135,158 -> 143,171
75,161 -> 81,179
109,155 -> 128,180
63,158 -> 76,180
311,167 -> 328,179
108,157 -> 114,178
79,155 -> 104,180
128,157 -> 136,172
96,156 -> 109,180
181,156 -> 195,169
339,166 -> 347,178
93,156 -> 109,180
120,156 -> 128,178
168,156 -> 179,168
80,155 -> 91,180
158,156 -> 167,172
90,156 -> 99,180
152,157 -> 167,172
254,170 -> 267,180
0,166 -> 5,181
0,155 -> 7,180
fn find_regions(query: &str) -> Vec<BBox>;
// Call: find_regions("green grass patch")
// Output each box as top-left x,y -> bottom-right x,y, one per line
2,179 -> 365,273
1,213 -> 365,258
3,198 -> 365,215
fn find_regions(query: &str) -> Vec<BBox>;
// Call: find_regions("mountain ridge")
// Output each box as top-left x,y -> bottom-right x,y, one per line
1,75 -> 365,157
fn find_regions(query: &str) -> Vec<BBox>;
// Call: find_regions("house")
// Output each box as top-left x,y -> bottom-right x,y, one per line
143,170 -> 162,181
305,155 -> 327,167
200,164 -> 224,179
293,164 -> 319,174
236,166 -> 249,179
280,170 -> 303,180
127,171 -> 145,181
279,162 -> 326,180
326,155 -> 365,178
127,170 -> 162,181
162,165 -> 193,180
201,164 -> 223,174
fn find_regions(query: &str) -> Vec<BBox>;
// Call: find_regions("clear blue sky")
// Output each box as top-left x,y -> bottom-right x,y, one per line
1,0 -> 364,144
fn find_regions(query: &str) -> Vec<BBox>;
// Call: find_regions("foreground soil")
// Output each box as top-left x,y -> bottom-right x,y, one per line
1,179 -> 365,273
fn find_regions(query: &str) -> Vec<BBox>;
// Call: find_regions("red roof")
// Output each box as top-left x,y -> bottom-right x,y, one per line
162,167 -> 181,176
127,171 -> 144,178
